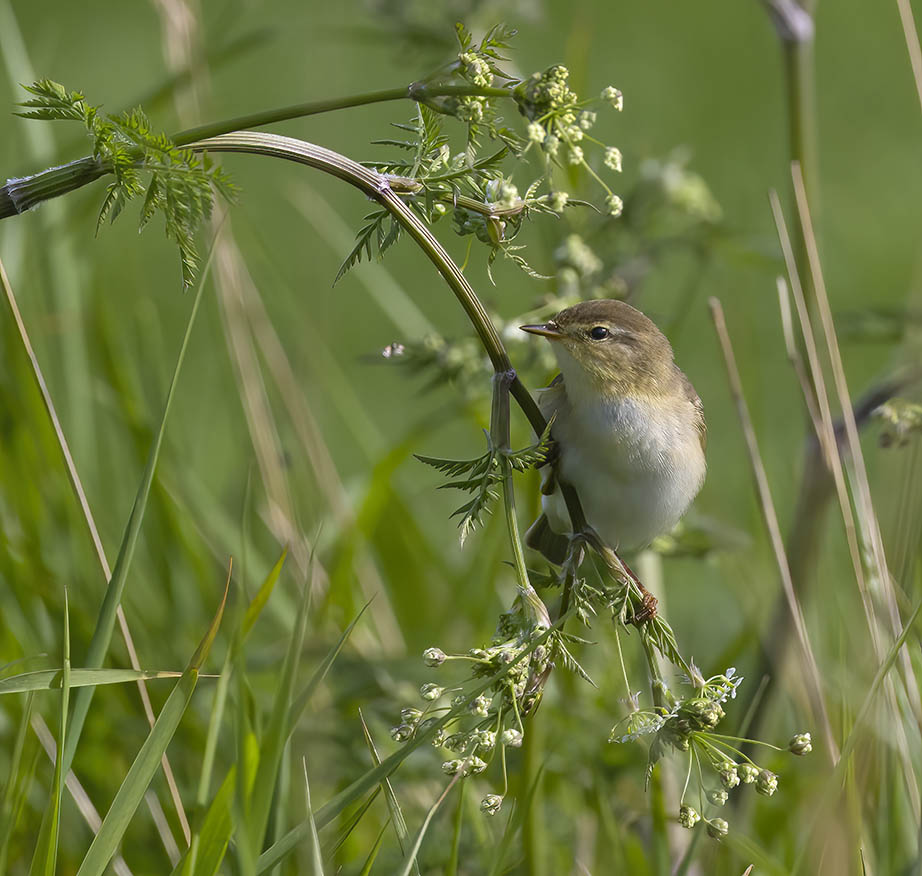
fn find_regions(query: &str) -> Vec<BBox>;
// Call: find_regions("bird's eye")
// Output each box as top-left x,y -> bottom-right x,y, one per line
589,326 -> 610,340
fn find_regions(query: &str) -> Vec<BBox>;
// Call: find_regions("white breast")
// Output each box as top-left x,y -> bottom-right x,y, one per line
542,388 -> 706,552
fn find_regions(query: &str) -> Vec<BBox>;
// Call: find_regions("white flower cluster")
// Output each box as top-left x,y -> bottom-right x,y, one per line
459,51 -> 494,88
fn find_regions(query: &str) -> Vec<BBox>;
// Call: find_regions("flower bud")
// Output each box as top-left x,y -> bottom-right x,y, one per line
419,683 -> 444,701
719,762 -> 740,789
579,110 -> 597,130
738,763 -> 759,784
678,805 -> 700,828
474,730 -> 496,751
601,86 -> 624,111
707,788 -> 728,806
465,756 -> 487,776
567,145 -> 584,165
423,647 -> 447,667
451,694 -> 467,708
401,707 -> 422,724
444,733 -> 469,753
605,194 -> 624,218
681,698 -> 725,730
390,724 -> 414,742
441,759 -> 462,775
501,727 -> 524,747
706,818 -> 728,840
480,794 -> 503,816
604,147 -> 623,173
470,695 -> 490,718
789,732 -> 812,755
756,770 -> 778,797
527,121 -> 545,143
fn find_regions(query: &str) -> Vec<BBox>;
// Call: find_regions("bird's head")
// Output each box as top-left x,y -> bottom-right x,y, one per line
520,299 -> 675,397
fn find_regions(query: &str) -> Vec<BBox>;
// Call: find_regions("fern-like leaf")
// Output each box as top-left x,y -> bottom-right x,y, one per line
18,80 -> 237,290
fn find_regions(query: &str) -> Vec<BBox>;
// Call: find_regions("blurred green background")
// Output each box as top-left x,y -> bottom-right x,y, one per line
0,0 -> 920,873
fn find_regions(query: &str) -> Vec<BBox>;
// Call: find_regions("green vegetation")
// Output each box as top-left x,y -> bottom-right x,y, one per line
0,2 -> 920,874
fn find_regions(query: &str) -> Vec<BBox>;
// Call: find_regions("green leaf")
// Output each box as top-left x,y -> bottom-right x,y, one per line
246,567 -> 311,851
0,692 -> 36,870
0,667 -> 182,695
75,583 -> 228,876
61,235 -> 216,776
240,549 -> 287,643
27,588 -> 71,876
334,210 -> 389,284
358,712 -> 418,873
301,760 -> 325,876
17,80 -> 235,290
286,600 -> 370,735
397,778 -> 458,876
178,734 -> 258,876
357,821 -> 389,876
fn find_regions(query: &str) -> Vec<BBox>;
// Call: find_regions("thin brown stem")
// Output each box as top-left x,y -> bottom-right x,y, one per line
708,296 -> 837,760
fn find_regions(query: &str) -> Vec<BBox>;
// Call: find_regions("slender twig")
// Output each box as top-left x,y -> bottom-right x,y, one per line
0,255 -> 192,845
708,296 -> 837,760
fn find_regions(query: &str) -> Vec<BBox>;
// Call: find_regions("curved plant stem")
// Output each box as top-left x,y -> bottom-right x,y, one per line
0,83 -> 512,220
187,131 -> 596,541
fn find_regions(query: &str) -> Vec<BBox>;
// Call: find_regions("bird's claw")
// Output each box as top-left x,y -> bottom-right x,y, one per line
630,589 -> 658,625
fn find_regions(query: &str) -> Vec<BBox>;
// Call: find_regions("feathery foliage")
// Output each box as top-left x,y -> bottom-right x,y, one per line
17,79 -> 236,288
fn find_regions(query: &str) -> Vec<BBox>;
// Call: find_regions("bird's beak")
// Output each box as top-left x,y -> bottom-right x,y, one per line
519,320 -> 563,339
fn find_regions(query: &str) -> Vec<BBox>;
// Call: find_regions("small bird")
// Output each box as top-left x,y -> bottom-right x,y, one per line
520,299 -> 706,565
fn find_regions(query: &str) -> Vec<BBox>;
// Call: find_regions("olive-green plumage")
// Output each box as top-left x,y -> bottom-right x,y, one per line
520,299 -> 706,563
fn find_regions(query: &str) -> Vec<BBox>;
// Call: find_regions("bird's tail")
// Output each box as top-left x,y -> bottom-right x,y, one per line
525,513 -> 569,566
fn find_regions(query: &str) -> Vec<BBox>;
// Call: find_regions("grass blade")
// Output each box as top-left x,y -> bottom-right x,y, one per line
325,789 -> 381,858
287,599 -> 371,734
64,239 -> 217,772
301,759 -> 325,876
241,549 -> 287,642
0,692 -> 35,870
358,710 -> 417,872
397,777 -> 459,876
75,582 -> 228,876
0,668 -> 183,695
178,734 -> 258,876
184,555 -> 279,873
28,587 -> 70,876
357,821 -> 390,876
247,565 -> 311,850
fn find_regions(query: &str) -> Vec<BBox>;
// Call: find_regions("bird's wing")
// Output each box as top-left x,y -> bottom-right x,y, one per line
534,374 -> 567,494
679,370 -> 707,453
536,373 -> 567,424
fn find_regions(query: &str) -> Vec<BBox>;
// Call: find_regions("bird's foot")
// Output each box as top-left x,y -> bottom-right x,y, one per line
577,532 -> 658,624
630,585 -> 658,626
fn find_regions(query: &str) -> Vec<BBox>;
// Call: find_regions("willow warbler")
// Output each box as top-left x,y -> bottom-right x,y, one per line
520,299 -> 706,564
